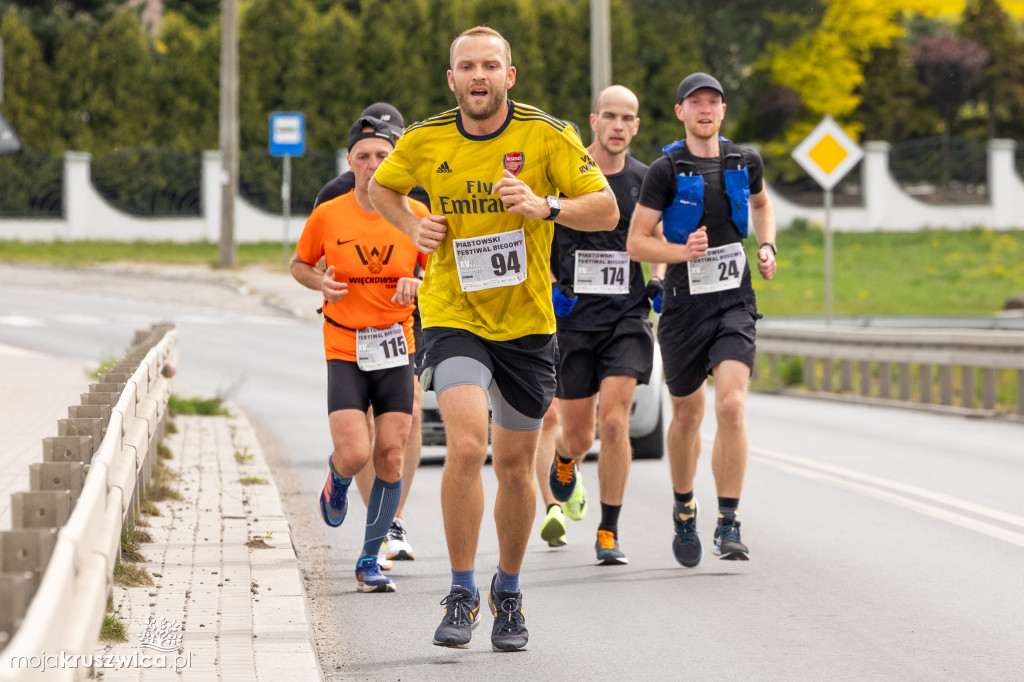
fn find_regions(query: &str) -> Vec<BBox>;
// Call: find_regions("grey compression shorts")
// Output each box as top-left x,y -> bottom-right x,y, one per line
430,356 -> 542,432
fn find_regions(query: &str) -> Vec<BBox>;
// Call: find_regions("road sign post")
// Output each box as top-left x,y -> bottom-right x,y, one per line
791,115 -> 864,325
269,112 -> 306,265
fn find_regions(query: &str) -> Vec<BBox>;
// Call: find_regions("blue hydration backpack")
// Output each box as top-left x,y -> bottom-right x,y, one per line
660,137 -> 750,244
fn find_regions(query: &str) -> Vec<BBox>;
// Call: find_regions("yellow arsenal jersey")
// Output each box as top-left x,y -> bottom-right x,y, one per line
373,100 -> 609,341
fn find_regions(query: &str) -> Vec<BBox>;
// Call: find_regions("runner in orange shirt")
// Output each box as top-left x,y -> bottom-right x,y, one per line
291,115 -> 428,593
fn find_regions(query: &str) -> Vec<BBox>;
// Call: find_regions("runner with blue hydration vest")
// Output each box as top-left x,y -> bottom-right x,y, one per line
626,71 -> 778,567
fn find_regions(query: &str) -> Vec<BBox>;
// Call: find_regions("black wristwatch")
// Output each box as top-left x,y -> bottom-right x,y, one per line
759,241 -> 777,255
545,195 -> 561,221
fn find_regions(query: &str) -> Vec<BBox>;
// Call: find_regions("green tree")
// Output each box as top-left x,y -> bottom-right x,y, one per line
767,0 -> 944,146
160,0 -> 220,29
0,0 -> 127,61
959,0 -> 1024,139
152,11 -> 218,151
51,16 -> 100,150
87,9 -> 158,152
238,0 -> 316,150
1,10 -> 59,152
293,3 -> 364,152
851,38 -> 940,141
627,4 -> 704,161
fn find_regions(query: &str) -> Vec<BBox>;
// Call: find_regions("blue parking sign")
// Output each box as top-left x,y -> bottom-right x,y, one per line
269,112 -> 305,157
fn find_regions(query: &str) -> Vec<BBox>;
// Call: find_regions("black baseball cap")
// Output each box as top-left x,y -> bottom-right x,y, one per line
359,102 -> 405,137
676,72 -> 725,103
348,115 -> 396,152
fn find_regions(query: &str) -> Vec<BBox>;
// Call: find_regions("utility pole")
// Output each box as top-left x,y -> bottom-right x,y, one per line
590,0 -> 611,142
218,0 -> 238,268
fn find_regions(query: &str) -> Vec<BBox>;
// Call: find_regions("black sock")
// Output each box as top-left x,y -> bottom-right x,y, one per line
674,490 -> 694,506
546,503 -> 560,513
598,503 -> 621,534
718,496 -> 739,520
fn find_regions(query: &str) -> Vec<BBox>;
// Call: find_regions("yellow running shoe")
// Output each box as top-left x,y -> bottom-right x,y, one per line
564,476 -> 588,521
540,504 -> 567,547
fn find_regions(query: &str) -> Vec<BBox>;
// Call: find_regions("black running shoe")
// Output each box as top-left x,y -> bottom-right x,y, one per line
487,574 -> 528,652
433,585 -> 480,648
713,515 -> 749,561
672,499 -> 702,567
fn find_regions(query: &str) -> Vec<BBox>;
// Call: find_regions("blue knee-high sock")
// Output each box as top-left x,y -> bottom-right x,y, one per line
360,477 -> 401,560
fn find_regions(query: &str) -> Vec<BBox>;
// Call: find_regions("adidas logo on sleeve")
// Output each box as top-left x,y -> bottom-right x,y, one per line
436,161 -> 452,174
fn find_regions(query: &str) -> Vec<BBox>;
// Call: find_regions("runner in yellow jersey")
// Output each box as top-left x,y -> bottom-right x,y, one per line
370,25 -> 617,652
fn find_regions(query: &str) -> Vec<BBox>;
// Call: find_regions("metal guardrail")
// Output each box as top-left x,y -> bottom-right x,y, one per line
0,324 -> 177,681
755,323 -> 1024,416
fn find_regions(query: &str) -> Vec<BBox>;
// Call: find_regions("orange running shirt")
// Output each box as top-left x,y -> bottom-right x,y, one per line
295,192 -> 428,361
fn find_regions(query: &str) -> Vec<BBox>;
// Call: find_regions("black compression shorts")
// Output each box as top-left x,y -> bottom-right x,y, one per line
555,316 -> 654,399
420,327 -> 557,421
326,357 -> 414,415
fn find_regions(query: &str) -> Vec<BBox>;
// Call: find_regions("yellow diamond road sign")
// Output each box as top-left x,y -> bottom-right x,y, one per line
791,115 -> 863,191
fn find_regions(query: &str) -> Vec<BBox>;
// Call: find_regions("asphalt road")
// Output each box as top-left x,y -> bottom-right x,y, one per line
2,265 -> 1022,680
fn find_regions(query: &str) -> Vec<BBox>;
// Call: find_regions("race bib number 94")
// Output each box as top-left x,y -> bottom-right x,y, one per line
573,250 -> 629,295
356,323 -> 408,371
687,243 -> 745,294
453,229 -> 528,292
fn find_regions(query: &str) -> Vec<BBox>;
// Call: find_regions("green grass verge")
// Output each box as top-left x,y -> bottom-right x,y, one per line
748,224 -> 1024,317
168,394 -> 230,417
2,228 -> 1022,316
100,614 -> 129,643
0,239 -> 292,268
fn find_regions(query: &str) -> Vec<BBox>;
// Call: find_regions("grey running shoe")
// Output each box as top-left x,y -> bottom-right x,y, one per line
488,574 -> 528,652
713,515 -> 749,560
433,585 -> 480,648
595,529 -> 628,565
672,499 -> 702,567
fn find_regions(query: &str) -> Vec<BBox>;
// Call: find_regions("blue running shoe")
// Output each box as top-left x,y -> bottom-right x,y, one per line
548,455 -> 579,503
713,515 -> 749,561
319,457 -> 349,528
672,499 -> 702,567
355,556 -> 396,592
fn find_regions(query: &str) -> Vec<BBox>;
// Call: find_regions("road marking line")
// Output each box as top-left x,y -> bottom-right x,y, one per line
749,445 -> 1024,548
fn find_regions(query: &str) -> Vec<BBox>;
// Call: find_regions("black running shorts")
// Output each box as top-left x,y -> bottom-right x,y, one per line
420,327 -> 557,421
657,291 -> 761,397
326,357 -> 414,415
555,316 -> 654,400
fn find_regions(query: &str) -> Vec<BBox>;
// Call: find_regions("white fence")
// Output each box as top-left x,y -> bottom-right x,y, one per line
1,140 -> 1023,243
0,325 -> 176,681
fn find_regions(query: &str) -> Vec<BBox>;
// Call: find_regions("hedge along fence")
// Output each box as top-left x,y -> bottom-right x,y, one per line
753,323 -> 1024,416
0,147 -> 341,219
0,323 -> 177,681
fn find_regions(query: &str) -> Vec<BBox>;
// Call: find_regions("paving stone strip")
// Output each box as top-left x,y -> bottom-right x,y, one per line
95,408 -> 321,681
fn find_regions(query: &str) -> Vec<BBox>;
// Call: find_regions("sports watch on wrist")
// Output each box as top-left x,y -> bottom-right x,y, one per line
545,195 -> 561,221
759,241 -> 777,255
